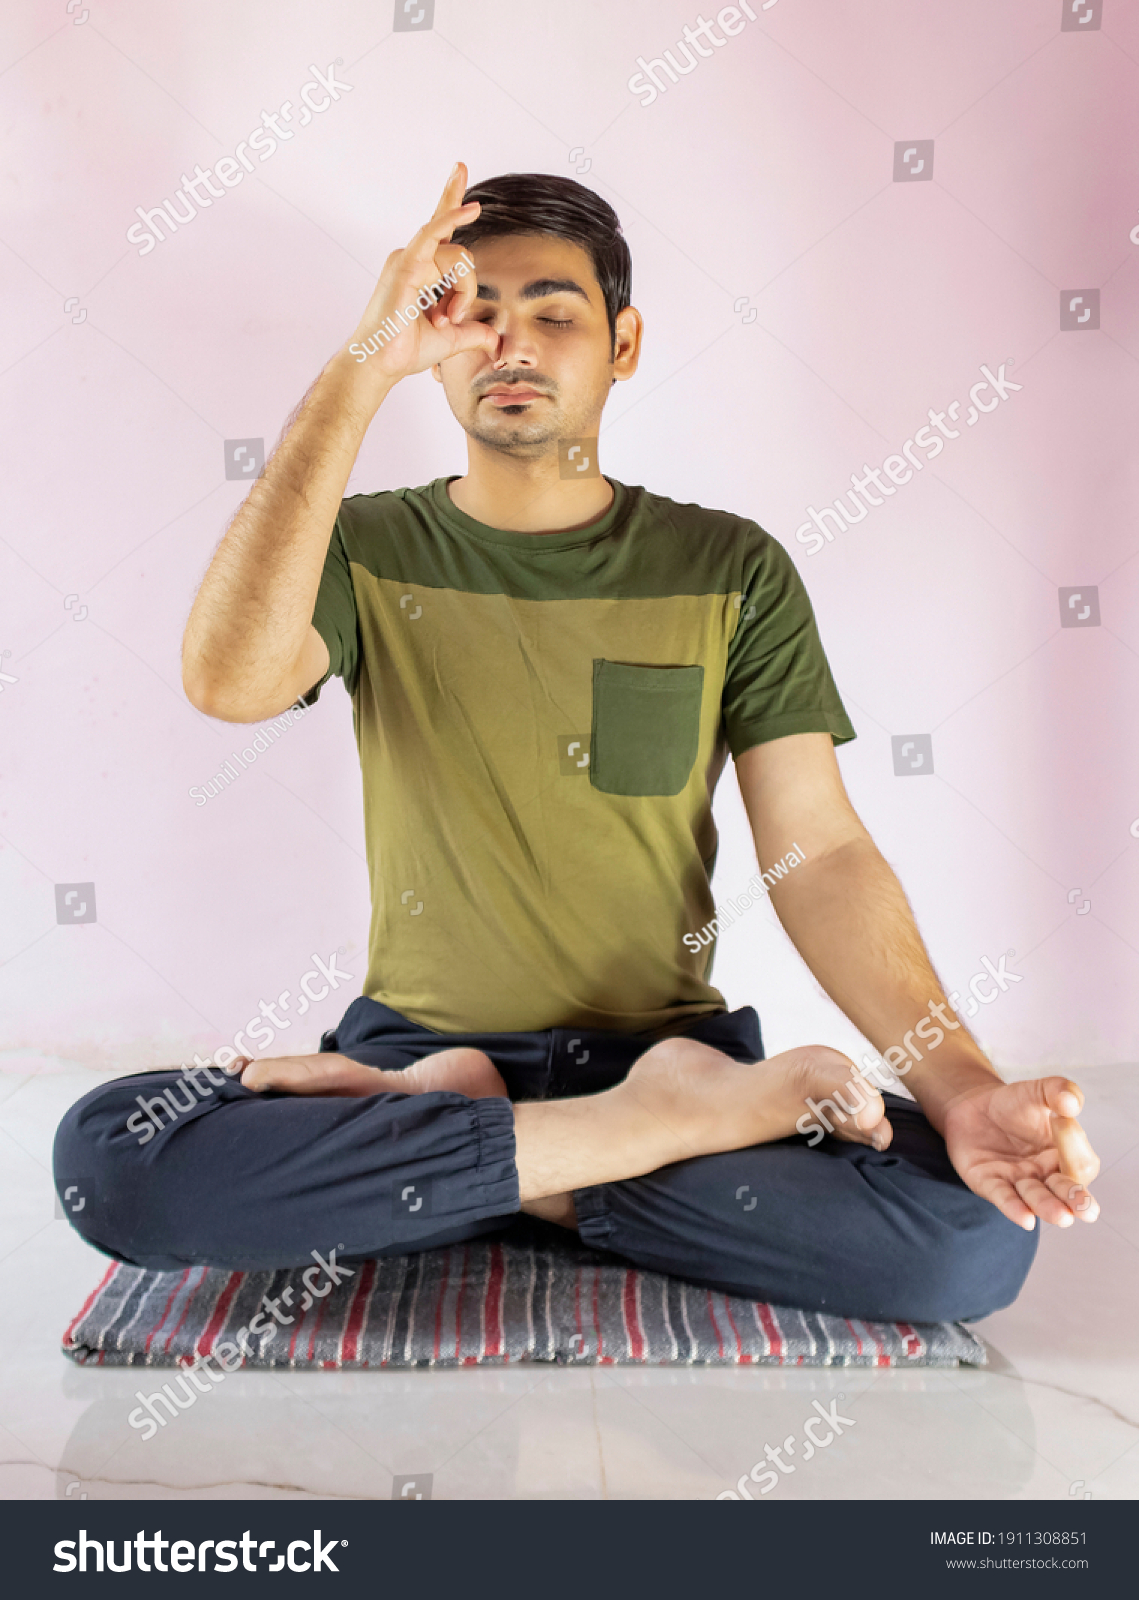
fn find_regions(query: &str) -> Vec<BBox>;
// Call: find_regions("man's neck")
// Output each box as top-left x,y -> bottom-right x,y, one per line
447,451 -> 614,535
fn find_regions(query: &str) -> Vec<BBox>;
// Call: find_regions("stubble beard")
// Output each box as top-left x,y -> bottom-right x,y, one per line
463,396 -> 569,458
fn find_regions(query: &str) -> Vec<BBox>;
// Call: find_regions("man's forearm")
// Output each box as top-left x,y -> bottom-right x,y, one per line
182,350 -> 391,719
769,836 -> 1002,1132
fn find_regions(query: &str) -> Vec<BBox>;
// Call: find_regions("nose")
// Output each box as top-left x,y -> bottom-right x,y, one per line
490,314 -> 539,370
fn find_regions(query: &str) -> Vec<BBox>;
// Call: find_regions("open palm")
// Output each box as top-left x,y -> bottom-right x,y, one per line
943,1075 -> 1100,1230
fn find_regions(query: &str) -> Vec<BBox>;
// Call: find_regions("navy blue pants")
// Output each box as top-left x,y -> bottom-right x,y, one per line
53,998 -> 1037,1324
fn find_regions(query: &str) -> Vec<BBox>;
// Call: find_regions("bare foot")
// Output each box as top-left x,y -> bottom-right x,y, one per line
513,1039 -> 892,1204
233,1047 -> 508,1100
618,1037 -> 891,1162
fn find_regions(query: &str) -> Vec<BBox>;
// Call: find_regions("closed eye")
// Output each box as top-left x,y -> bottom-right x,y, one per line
474,313 -> 573,327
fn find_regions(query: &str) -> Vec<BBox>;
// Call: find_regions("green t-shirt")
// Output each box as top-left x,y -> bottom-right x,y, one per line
304,476 -> 855,1037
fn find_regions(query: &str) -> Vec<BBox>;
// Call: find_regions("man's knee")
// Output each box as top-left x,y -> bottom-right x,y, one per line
53,1081 -> 131,1259
52,1070 -> 219,1265
904,1202 -> 1040,1323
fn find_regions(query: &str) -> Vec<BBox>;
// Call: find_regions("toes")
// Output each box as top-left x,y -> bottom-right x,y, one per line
853,1087 -> 885,1129
834,1112 -> 893,1151
238,1055 -> 380,1096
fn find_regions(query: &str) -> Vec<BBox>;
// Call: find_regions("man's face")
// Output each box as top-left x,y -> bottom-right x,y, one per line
432,233 -> 636,457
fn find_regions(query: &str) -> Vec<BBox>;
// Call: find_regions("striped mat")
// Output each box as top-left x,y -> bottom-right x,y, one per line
62,1233 -> 986,1368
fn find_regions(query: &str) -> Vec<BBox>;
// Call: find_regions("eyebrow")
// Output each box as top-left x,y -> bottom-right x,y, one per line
473,276 -> 593,305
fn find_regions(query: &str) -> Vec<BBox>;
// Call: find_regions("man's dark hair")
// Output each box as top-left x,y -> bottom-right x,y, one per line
452,173 -> 632,352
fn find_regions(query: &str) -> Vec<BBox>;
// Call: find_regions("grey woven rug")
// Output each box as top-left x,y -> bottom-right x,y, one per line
63,1231 -> 986,1369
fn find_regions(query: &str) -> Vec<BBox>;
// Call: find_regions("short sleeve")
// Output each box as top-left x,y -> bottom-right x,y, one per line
301,512 -> 360,705
721,528 -> 856,758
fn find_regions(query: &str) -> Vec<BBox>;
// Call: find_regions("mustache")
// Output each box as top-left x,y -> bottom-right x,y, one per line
475,372 -> 555,397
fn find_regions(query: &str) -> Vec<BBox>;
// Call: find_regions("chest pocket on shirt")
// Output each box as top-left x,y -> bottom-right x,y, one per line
589,660 -> 704,797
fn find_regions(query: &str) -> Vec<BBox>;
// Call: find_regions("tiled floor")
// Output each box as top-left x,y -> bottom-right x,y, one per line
1,1057 -> 1136,1501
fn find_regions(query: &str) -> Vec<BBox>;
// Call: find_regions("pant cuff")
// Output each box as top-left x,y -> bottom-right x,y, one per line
474,1094 -> 521,1213
572,1184 -> 614,1250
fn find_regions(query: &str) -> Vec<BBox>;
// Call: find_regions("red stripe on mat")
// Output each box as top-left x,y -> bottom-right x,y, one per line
755,1302 -> 782,1361
307,1284 -> 333,1366
62,1261 -> 117,1348
705,1290 -> 725,1359
897,1320 -> 923,1360
622,1271 -> 644,1361
484,1243 -> 505,1359
341,1259 -> 377,1367
866,1321 -> 889,1367
195,1272 -> 244,1361
723,1297 -> 748,1363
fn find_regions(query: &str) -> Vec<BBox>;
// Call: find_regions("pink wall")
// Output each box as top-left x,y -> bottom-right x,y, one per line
2,0 -> 1136,1075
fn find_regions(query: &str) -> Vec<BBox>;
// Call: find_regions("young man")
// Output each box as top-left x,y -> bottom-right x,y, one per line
55,166 -> 1099,1324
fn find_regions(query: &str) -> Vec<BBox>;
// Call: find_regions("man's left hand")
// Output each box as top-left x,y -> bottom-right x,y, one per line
943,1076 -> 1100,1230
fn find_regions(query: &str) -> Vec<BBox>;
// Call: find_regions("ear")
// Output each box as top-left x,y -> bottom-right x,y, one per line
611,304 -> 643,383
430,363 -> 443,384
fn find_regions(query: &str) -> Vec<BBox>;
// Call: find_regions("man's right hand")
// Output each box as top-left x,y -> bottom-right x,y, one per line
337,160 -> 498,404
182,164 -> 497,725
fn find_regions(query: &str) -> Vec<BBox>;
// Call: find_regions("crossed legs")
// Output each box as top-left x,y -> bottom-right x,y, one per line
55,1036 -> 1037,1319
237,1037 -> 892,1223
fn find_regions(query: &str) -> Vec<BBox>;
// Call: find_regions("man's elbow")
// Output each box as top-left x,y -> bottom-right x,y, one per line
183,668 -> 309,725
182,666 -> 255,723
